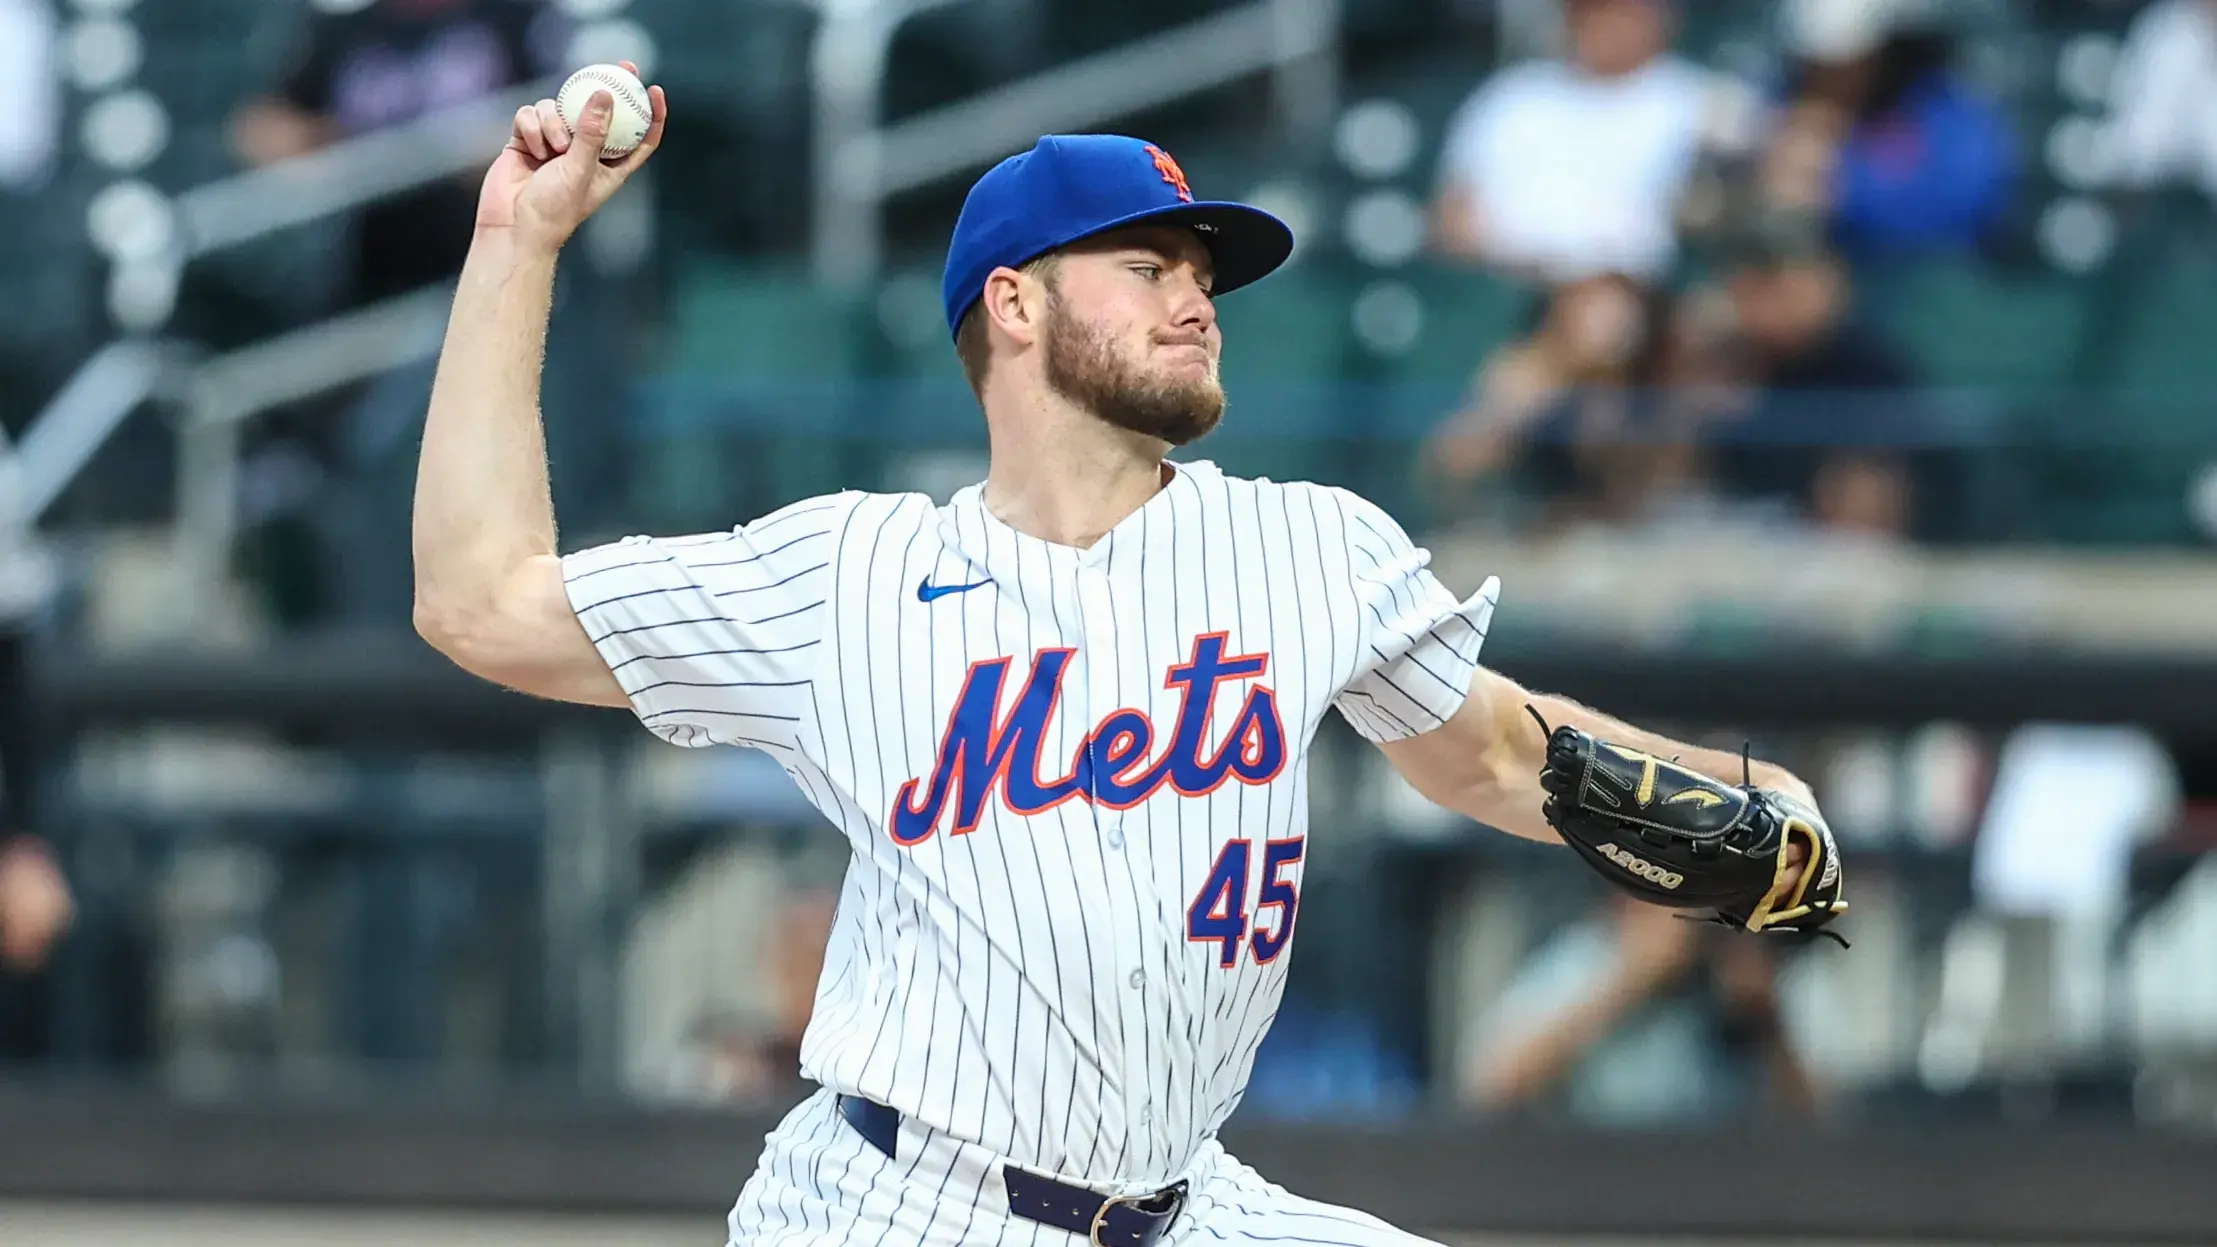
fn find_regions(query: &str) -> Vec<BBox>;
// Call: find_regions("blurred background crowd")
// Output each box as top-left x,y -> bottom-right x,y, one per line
4,0 -> 2217,1168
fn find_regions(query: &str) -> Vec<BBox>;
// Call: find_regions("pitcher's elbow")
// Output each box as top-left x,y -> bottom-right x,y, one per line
413,596 -> 471,660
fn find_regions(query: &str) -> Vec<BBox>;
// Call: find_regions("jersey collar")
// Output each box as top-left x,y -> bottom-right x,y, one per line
941,458 -> 1215,577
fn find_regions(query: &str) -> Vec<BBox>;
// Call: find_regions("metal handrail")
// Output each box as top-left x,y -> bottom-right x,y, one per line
2,77 -> 558,539
808,0 -> 980,289
7,339 -> 178,526
170,284 -> 456,624
16,0 -> 1350,559
174,77 -> 558,261
862,0 -> 1337,200
185,285 -> 453,431
812,0 -> 1341,287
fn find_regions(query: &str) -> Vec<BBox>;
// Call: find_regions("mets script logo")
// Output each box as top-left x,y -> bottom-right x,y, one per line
890,633 -> 1286,845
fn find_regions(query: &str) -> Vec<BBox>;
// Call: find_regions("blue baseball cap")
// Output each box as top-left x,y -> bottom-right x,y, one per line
941,134 -> 1296,338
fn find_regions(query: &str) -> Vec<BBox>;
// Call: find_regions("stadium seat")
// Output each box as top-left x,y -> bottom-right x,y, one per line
1212,259 -> 1353,386
1198,261 -> 1353,485
1856,260 -> 2093,395
0,183 -> 98,397
855,264 -> 962,381
628,0 -> 817,117
2037,230 -> 2217,544
2095,234 -> 2217,398
640,265 -> 876,517
138,40 -> 262,127
660,264 -> 868,380
1672,0 -> 1780,70
1357,263 -> 1533,388
131,0 -> 269,40
1045,0 -> 1253,64
1349,54 -> 1483,189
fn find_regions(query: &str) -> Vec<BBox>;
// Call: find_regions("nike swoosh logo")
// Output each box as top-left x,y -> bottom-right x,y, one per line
917,576 -> 990,603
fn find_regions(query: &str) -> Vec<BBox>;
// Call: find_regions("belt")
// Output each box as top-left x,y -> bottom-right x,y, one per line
835,1094 -> 1187,1247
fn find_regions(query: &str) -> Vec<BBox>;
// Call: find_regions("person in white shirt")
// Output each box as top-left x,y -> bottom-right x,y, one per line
0,0 -> 57,193
1430,0 -> 1732,285
2105,0 -> 2217,200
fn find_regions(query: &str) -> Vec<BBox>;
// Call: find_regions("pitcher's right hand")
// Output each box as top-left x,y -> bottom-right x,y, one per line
477,60 -> 665,254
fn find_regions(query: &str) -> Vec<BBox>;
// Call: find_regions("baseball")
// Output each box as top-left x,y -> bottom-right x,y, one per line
555,63 -> 652,159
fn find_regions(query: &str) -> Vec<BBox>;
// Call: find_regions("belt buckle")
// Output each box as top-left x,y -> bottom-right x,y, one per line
1087,1184 -> 1183,1247
1087,1193 -> 1140,1247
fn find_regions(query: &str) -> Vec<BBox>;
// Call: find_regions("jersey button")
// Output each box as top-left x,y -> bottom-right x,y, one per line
1105,829 -> 1124,851
1127,969 -> 1146,990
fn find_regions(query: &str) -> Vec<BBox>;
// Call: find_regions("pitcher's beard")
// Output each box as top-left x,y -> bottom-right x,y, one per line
1042,298 -> 1225,447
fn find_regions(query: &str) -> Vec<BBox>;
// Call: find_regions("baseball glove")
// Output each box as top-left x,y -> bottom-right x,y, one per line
1529,707 -> 1848,946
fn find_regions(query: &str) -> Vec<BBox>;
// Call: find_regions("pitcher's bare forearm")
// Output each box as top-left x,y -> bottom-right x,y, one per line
1378,667 -> 1812,843
412,72 -> 663,704
1519,687 -> 1814,806
412,229 -> 558,626
409,231 -> 619,703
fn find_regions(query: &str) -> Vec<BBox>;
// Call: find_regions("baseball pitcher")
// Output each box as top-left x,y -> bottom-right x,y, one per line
412,73 -> 1843,1247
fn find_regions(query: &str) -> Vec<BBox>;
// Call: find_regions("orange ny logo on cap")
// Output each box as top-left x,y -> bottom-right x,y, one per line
1145,144 -> 1193,202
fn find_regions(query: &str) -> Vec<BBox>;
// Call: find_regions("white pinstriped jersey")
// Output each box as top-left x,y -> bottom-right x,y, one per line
563,459 -> 1498,1189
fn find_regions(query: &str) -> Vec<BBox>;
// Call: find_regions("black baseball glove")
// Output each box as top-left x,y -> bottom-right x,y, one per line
1529,708 -> 1848,945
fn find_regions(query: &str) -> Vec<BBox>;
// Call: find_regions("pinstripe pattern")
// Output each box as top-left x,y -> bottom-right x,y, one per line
727,1091 -> 1447,1247
565,463 -> 1495,1243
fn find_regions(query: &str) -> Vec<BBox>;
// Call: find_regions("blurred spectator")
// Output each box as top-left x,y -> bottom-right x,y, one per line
2103,0 -> 2217,200
1771,0 -> 2018,260
230,0 -> 569,310
620,838 -> 839,1108
0,613 -> 71,1063
1683,212 -> 1927,539
1422,274 -> 1715,530
0,0 -> 56,193
227,1 -> 630,630
1429,0 -> 1742,285
1429,207 -> 1932,540
1459,896 -> 1817,1127
0,0 -> 60,440
0,838 -> 68,978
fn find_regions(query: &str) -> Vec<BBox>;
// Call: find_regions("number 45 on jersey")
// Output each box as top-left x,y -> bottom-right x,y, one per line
1186,837 -> 1303,968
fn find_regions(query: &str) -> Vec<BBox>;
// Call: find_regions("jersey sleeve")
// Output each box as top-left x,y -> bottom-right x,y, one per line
560,493 -> 856,753
1322,488 -> 1500,744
